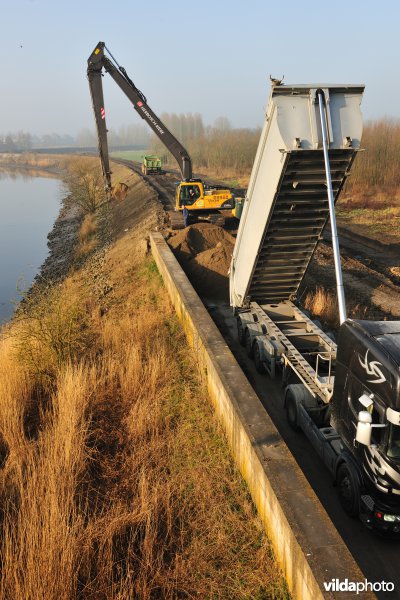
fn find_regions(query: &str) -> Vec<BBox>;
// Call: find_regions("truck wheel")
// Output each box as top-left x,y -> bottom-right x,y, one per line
237,318 -> 245,346
285,387 -> 301,432
245,329 -> 253,358
253,342 -> 265,374
337,462 -> 360,517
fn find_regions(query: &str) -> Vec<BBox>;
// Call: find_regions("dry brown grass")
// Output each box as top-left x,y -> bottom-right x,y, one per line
75,214 -> 98,259
338,191 -> 400,211
304,286 -> 372,330
0,152 -> 63,170
304,286 -> 339,329
0,365 -> 92,600
349,119 -> 400,190
12,279 -> 96,389
0,334 -> 32,470
0,256 -> 287,599
79,213 -> 97,242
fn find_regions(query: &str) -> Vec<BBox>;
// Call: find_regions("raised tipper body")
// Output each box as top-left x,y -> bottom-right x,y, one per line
230,84 -> 363,309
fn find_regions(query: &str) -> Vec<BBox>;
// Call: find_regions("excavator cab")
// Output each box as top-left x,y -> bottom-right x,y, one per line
178,183 -> 201,207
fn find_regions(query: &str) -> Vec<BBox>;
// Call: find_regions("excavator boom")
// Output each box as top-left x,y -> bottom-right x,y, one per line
87,41 -> 193,190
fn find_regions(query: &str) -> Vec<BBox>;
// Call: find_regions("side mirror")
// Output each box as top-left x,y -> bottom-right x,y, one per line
387,407 -> 400,425
356,411 -> 372,446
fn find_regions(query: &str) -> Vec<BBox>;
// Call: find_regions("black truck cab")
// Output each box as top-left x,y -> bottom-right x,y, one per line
331,319 -> 400,532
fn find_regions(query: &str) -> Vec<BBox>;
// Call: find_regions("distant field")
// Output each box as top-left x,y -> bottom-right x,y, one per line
110,150 -> 146,162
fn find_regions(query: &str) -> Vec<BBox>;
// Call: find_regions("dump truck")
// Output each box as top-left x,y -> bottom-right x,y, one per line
141,155 -> 163,175
87,42 -> 235,229
230,83 -> 400,534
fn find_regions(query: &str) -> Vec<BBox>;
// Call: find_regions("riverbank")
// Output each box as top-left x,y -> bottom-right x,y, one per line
0,152 -> 63,172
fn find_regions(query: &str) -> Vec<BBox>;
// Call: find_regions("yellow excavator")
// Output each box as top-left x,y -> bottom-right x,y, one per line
87,42 -> 235,229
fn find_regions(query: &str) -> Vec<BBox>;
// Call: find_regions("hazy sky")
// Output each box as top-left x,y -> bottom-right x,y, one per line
1,0 -> 399,136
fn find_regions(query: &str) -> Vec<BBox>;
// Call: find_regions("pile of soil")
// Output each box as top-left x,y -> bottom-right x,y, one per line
168,223 -> 235,299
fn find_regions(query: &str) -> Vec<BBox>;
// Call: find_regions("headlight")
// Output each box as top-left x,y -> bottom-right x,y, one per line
383,514 -> 400,522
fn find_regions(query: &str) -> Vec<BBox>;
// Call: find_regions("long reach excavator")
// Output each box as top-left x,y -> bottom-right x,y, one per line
87,42 -> 234,229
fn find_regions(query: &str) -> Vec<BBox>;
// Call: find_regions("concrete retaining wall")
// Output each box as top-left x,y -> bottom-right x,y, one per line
150,231 -> 374,600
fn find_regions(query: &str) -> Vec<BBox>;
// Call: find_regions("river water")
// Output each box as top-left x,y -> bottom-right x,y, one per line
0,169 -> 60,322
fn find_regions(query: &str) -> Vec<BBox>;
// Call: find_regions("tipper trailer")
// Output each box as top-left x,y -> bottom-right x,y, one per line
141,155 -> 163,175
230,84 -> 400,534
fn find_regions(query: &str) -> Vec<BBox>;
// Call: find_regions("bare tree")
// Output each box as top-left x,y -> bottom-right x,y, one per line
62,159 -> 106,214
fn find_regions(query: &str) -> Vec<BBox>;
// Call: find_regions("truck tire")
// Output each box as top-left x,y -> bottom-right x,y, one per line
237,318 -> 245,346
245,328 -> 253,358
285,384 -> 313,432
285,387 -> 302,432
253,342 -> 265,374
337,462 -> 360,517
286,383 -> 330,428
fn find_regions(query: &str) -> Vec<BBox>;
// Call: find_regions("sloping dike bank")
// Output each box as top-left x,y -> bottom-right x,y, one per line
0,157 -> 291,599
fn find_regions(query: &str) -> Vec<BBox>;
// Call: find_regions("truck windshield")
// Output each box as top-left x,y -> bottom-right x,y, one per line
387,424 -> 400,461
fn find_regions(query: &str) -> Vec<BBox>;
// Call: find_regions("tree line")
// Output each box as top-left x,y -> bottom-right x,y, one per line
3,117 -> 400,191
150,114 -> 400,187
348,119 -> 400,190
148,113 -> 261,176
0,132 -> 75,152
0,124 -> 149,152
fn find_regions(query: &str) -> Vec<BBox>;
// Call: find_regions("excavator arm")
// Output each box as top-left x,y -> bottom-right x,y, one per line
87,41 -> 193,192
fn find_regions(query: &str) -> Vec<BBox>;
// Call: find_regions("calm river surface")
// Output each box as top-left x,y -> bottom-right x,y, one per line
0,169 -> 60,322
